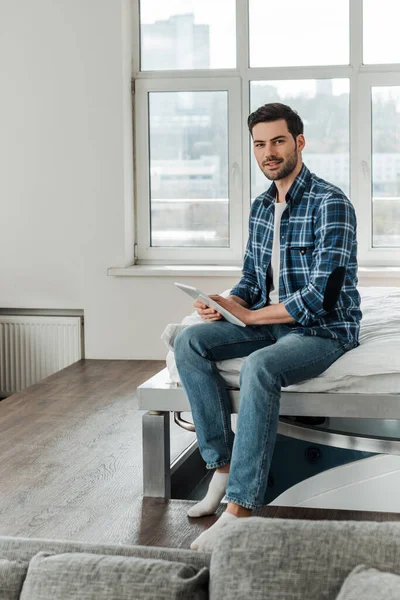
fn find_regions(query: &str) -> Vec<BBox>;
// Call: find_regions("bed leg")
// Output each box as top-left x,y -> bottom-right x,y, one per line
142,410 -> 171,498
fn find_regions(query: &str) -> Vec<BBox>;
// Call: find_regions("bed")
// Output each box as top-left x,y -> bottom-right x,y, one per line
137,286 -> 400,498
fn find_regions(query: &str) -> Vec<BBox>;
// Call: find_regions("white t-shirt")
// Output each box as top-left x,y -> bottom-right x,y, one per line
268,201 -> 287,305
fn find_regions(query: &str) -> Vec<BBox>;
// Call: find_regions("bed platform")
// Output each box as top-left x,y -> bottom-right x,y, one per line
138,367 -> 400,498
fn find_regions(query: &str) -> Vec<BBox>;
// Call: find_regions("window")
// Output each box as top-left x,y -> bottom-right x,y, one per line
148,90 -> 229,248
139,0 -> 236,70
249,0 -> 349,68
363,0 -> 400,64
133,0 -> 400,266
357,73 -> 400,263
135,78 -> 242,262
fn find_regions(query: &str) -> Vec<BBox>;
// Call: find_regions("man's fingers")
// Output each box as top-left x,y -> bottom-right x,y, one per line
200,311 -> 220,319
198,309 -> 222,321
201,314 -> 222,321
194,300 -> 208,309
193,298 -> 222,320
196,306 -> 219,315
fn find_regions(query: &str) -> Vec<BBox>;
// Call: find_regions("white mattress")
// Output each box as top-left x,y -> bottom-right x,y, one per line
163,287 -> 400,394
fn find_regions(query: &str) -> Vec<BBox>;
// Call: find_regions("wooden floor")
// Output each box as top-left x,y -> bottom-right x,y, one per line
1,359 -> 400,550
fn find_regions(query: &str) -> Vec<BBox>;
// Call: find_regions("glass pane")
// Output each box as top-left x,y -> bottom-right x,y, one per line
364,1 -> 400,64
250,80 -> 350,200
249,0 -> 349,67
148,91 -> 229,247
140,0 -> 236,70
372,86 -> 400,248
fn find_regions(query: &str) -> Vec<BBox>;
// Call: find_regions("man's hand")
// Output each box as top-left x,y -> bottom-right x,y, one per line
194,294 -> 252,323
193,294 -> 252,325
194,298 -> 223,322
210,295 -> 254,324
194,294 -> 296,326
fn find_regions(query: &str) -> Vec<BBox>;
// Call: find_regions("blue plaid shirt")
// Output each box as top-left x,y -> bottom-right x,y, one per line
230,164 -> 361,349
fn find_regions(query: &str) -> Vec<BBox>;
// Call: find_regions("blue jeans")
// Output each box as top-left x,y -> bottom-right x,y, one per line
174,322 -> 348,510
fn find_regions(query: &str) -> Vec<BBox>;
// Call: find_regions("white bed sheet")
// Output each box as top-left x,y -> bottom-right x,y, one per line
162,287 -> 400,394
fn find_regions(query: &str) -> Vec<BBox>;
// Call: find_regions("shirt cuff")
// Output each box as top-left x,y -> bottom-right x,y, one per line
230,284 -> 256,307
283,290 -> 311,326
230,283 -> 260,307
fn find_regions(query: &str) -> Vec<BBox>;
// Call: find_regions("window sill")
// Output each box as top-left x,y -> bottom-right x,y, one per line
358,266 -> 400,284
108,264 -> 400,280
107,264 -> 242,277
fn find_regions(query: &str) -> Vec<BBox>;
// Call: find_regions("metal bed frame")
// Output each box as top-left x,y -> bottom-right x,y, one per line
138,367 -> 400,498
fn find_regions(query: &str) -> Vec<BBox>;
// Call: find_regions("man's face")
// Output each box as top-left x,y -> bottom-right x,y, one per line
252,119 -> 304,181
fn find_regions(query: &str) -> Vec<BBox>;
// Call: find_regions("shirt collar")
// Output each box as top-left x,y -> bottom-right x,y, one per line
262,163 -> 311,207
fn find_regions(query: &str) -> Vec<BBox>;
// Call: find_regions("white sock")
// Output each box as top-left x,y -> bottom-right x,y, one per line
190,511 -> 238,552
187,471 -> 229,518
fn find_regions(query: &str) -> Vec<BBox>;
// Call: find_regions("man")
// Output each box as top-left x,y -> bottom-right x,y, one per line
174,103 -> 361,552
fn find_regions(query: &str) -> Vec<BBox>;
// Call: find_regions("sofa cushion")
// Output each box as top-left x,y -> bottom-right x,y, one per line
335,565 -> 400,600
0,535 -> 210,571
210,517 -> 400,600
19,551 -> 208,600
0,558 -> 28,600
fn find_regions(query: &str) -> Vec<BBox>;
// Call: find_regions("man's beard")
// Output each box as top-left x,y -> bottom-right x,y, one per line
262,148 -> 299,181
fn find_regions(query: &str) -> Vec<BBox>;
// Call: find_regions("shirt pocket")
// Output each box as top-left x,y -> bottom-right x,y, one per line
287,243 -> 315,271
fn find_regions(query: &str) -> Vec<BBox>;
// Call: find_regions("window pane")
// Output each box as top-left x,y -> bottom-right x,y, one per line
250,80 -> 350,200
363,1 -> 400,64
249,0 -> 349,67
140,0 -> 236,71
149,91 -> 229,247
372,87 -> 400,248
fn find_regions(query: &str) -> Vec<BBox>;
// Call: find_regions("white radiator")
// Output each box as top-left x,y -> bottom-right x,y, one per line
0,315 -> 83,395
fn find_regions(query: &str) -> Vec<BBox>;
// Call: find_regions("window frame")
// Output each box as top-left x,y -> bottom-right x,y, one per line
132,0 -> 400,267
134,77 -> 243,264
357,72 -> 400,265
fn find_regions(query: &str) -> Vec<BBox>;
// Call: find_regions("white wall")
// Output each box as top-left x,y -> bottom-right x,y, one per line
0,0 -> 237,359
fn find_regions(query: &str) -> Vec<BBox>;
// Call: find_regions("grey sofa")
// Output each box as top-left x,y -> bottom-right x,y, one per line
2,517 -> 400,599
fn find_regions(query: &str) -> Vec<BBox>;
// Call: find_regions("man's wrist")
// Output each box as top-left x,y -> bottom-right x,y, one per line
246,308 -> 259,326
246,303 -> 296,326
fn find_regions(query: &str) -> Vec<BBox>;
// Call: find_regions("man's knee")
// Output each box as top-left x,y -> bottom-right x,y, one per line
174,325 -> 203,360
174,326 -> 191,357
240,351 -> 281,390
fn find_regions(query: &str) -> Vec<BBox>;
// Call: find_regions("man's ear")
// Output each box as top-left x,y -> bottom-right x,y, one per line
297,134 -> 306,152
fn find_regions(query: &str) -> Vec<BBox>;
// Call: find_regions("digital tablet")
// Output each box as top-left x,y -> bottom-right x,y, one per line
174,282 -> 246,327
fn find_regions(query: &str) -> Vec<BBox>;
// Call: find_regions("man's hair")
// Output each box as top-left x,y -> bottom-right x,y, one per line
247,102 -> 304,141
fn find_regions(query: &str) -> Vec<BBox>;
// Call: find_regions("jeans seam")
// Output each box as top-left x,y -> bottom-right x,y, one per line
210,361 -> 233,459
253,371 -> 279,507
